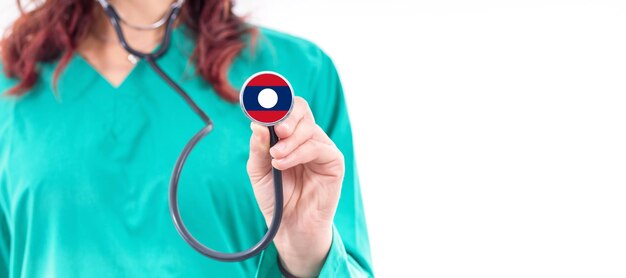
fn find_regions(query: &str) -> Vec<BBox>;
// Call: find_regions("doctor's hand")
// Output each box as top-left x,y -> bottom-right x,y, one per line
248,97 -> 344,277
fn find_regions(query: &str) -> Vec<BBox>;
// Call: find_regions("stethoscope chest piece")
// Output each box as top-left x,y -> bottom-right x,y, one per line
240,71 -> 295,126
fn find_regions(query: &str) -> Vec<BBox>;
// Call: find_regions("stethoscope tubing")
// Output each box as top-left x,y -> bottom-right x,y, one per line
96,0 -> 284,262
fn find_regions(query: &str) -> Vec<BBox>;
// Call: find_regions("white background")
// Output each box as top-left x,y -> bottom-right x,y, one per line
2,0 -> 626,277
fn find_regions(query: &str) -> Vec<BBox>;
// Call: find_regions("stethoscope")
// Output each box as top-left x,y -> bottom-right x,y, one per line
95,0 -> 287,262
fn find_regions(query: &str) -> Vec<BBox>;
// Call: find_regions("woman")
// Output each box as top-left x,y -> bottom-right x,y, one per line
0,0 -> 372,277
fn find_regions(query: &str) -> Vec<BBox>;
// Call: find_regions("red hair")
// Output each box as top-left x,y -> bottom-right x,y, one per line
0,0 -> 255,102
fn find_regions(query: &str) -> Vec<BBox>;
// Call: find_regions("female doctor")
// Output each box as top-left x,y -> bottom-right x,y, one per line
0,0 -> 372,277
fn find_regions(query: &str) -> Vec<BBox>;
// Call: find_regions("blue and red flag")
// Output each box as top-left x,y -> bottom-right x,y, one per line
240,72 -> 294,125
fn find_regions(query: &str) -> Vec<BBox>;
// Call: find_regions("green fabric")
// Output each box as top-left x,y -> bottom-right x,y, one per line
0,27 -> 372,277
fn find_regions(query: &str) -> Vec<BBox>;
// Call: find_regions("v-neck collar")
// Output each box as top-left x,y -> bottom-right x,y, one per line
40,26 -> 195,102
72,53 -> 146,91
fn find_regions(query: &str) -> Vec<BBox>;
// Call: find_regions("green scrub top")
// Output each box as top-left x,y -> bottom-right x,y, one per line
0,27 -> 372,277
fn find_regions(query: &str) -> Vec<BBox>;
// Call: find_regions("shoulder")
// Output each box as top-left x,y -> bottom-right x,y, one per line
235,27 -> 339,99
0,62 -> 19,106
238,26 -> 336,76
0,61 -> 27,112
255,27 -> 327,62
0,62 -> 17,133
0,61 -> 22,111
0,62 -> 18,95
238,27 -> 347,129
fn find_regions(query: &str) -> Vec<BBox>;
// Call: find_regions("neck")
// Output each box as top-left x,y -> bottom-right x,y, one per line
85,0 -> 177,55
107,0 -> 177,28
76,0 -> 179,86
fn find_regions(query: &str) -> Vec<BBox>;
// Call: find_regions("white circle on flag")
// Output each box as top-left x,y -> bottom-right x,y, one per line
258,88 -> 278,109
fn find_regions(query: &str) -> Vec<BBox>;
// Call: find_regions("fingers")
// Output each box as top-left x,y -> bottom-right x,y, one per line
250,97 -> 342,174
274,97 -> 314,139
271,139 -> 341,171
269,97 -> 340,171
269,118 -> 316,159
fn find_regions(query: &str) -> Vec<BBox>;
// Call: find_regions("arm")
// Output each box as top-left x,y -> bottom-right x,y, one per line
251,52 -> 373,277
307,52 -> 373,277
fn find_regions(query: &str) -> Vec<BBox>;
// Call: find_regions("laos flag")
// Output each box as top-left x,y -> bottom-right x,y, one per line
240,71 -> 294,125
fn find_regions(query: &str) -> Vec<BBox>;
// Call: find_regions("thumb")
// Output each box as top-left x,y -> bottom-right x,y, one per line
247,122 -> 273,183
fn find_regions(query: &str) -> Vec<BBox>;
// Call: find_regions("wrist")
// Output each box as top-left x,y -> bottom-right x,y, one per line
274,225 -> 333,277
